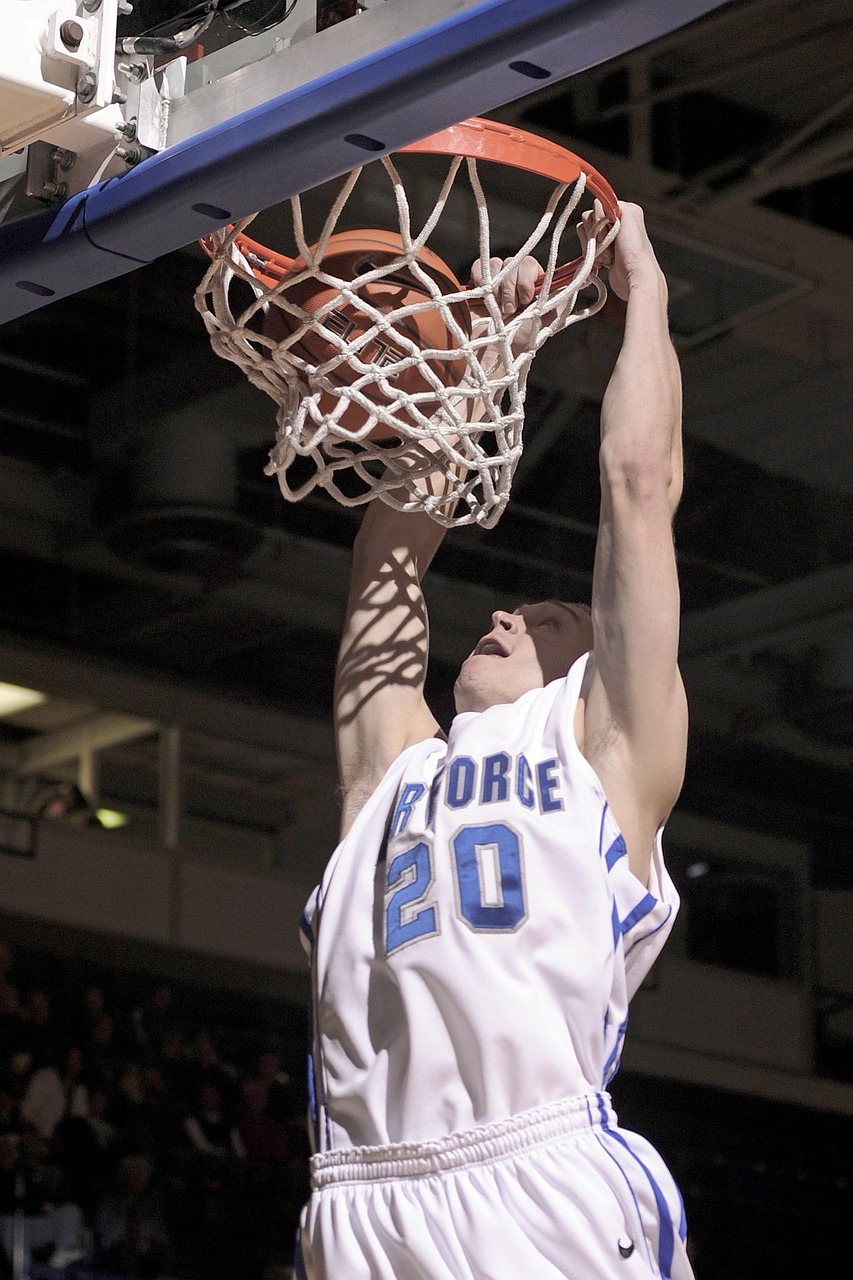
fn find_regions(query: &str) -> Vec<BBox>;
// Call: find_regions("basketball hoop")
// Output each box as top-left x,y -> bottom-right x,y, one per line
196,117 -> 619,528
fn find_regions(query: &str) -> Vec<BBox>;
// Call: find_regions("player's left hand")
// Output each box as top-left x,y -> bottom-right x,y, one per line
468,255 -> 543,359
468,255 -> 543,316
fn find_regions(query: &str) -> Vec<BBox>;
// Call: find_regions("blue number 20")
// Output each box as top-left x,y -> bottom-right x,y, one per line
385,842 -> 437,954
385,822 -> 526,955
453,822 -> 527,932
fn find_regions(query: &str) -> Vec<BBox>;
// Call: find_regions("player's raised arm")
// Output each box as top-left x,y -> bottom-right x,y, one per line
335,499 -> 447,837
334,255 -> 542,838
580,202 -> 688,885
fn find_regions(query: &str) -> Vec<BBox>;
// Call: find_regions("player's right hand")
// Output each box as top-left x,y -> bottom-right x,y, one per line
578,200 -> 664,302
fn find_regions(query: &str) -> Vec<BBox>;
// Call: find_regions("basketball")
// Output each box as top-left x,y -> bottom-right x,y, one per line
263,230 -> 471,439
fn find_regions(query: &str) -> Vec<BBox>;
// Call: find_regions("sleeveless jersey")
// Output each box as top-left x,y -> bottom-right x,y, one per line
302,652 -> 679,1153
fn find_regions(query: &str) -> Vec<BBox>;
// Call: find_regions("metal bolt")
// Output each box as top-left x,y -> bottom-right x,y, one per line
59,19 -> 84,50
51,147 -> 75,171
116,144 -> 142,166
118,0 -> 134,12
115,118 -> 137,140
76,72 -> 97,103
112,88 -> 128,106
42,181 -> 68,200
117,61 -> 147,84
82,0 -> 102,11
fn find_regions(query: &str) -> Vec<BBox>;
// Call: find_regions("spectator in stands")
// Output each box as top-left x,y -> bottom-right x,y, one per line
110,1065 -> 156,1162
88,1012 -> 123,1089
36,783 -> 102,829
79,984 -> 109,1040
251,1051 -> 311,1194
255,1051 -> 298,1127
95,1154 -> 173,1279
54,1082 -> 115,1222
62,1046 -> 90,1117
84,986 -> 107,1019
139,1065 -> 182,1167
236,1080 -> 290,1164
25,1043 -> 92,1210
130,985 -> 177,1057
0,983 -> 25,1069
6,1052 -> 32,1113
82,1085 -> 117,1162
21,988 -> 55,1065
0,946 -> 17,1013
0,1131 -> 85,1273
187,1029 -> 237,1109
20,1051 -> 67,1140
0,1078 -> 21,1139
155,1028 -> 192,1106
183,1082 -> 244,1169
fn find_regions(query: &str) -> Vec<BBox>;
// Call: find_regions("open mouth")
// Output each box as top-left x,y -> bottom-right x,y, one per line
474,638 -> 509,657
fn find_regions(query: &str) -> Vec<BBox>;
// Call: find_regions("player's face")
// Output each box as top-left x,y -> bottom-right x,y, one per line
454,600 -> 593,713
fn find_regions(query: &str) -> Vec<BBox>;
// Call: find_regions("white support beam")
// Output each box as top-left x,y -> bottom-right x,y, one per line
707,123 -> 853,208
749,88 -> 853,180
158,725 -> 183,852
77,749 -> 101,806
0,630 -> 336,762
0,713 -> 158,774
159,724 -> 184,946
596,18 -> 851,127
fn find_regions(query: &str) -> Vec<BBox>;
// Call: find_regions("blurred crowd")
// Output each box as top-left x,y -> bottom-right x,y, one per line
0,942 -> 308,1280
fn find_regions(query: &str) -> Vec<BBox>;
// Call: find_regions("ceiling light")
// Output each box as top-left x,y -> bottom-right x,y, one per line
0,682 -> 45,716
96,808 -> 130,829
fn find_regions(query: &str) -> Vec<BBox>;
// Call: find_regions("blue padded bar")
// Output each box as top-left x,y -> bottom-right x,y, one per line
0,0 -> 728,322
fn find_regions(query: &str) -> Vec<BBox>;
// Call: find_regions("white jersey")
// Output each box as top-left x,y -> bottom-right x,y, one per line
302,652 -> 678,1153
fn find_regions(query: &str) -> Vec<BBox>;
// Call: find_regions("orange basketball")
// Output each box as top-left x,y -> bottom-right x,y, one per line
263,230 -> 471,439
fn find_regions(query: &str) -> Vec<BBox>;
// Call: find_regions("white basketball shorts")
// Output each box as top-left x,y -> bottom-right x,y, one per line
295,1092 -> 694,1280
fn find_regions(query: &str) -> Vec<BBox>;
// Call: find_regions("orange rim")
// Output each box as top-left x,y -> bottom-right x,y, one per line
201,116 -> 619,293
400,117 -> 619,219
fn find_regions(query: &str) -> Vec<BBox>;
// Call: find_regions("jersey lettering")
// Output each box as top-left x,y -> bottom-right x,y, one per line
481,752 -> 510,804
516,754 -> 535,808
384,822 -> 527,954
441,753 -> 562,813
536,759 -> 564,812
390,782 -> 426,837
446,756 -> 475,808
426,766 -> 444,826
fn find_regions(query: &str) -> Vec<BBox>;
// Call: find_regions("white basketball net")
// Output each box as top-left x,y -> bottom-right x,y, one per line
195,154 -> 619,528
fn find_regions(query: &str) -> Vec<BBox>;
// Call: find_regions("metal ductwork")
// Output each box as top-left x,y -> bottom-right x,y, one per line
108,420 -> 261,574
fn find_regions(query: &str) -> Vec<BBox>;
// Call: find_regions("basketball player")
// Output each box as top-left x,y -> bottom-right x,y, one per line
297,202 -> 692,1280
